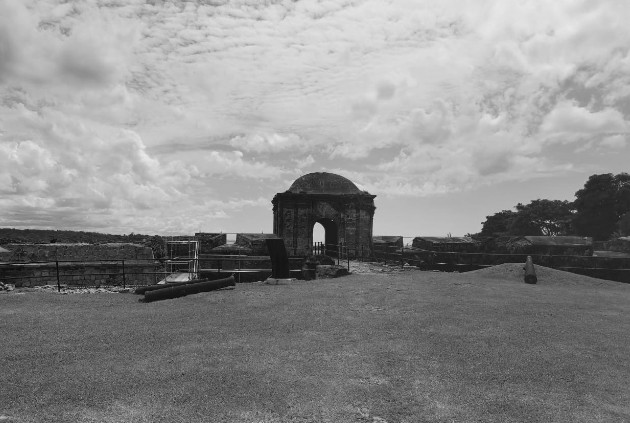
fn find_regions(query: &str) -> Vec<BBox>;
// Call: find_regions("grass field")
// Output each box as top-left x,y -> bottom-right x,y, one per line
1,264 -> 630,422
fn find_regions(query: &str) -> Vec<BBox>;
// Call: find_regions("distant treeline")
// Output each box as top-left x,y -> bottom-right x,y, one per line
0,228 -> 151,245
0,228 -> 166,259
477,173 -> 630,241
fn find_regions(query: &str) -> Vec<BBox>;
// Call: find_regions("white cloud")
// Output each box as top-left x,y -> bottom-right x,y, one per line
541,101 -> 629,134
2,0 -> 630,233
294,154 -> 315,169
229,132 -> 306,153
600,134 -> 628,150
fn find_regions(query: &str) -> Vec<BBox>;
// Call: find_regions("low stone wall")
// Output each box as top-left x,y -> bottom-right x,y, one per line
4,243 -> 153,262
0,261 -> 159,287
396,249 -> 630,269
194,233 -> 226,254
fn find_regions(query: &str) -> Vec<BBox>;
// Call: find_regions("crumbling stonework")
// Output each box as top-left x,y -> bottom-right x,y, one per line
0,243 -> 156,287
5,243 -> 153,262
236,233 -> 279,255
194,233 -> 226,253
272,172 -> 376,257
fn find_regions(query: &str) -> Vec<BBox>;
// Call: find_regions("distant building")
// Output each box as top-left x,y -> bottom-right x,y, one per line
412,237 -> 480,253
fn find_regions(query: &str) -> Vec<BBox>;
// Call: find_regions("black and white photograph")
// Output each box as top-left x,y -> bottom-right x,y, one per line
1,1 -> 629,422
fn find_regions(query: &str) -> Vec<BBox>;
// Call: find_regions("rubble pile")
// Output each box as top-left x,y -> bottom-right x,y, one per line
0,282 -> 15,291
349,261 -> 418,274
13,285 -> 131,294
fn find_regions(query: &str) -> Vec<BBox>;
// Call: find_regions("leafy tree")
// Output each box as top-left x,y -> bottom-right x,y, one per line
146,235 -> 165,259
509,199 -> 574,236
480,200 -> 574,237
479,210 -> 517,237
573,173 -> 630,240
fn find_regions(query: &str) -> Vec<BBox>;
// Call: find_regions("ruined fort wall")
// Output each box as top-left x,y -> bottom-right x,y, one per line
0,243 -> 157,287
4,243 -> 153,262
1,262 -> 158,287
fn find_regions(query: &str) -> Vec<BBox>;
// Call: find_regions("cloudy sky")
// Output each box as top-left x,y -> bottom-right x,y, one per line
1,0 -> 629,238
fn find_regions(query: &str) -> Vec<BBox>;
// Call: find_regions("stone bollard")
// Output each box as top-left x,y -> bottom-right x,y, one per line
524,256 -> 537,284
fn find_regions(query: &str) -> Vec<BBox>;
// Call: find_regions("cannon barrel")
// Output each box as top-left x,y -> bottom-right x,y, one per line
524,256 -> 537,284
135,278 -> 211,295
142,276 -> 235,302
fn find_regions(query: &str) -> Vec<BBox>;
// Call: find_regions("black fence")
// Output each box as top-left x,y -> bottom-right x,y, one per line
369,244 -> 630,283
0,255 -> 307,290
3,244 -> 629,288
312,241 -> 370,262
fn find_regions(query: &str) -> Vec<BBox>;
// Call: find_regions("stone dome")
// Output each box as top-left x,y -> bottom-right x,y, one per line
287,172 -> 364,195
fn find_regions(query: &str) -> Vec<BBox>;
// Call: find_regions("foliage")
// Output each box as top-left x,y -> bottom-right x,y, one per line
573,173 -> 630,241
479,210 -> 517,237
146,235 -> 166,259
0,228 -> 165,260
510,200 -> 574,236
480,200 -> 573,237
0,228 -> 128,244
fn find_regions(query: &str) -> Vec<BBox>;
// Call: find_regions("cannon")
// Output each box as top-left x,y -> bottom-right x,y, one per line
134,278 -> 218,295
141,276 -> 235,302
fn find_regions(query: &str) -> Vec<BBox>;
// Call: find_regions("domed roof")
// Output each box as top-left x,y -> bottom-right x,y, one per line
287,172 -> 364,195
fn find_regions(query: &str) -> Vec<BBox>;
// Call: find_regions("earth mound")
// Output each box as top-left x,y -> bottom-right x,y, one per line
462,263 -> 615,287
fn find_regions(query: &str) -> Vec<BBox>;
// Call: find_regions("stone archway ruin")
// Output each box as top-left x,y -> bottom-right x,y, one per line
272,172 -> 376,257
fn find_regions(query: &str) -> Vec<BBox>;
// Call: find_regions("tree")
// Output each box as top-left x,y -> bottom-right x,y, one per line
509,199 -> 574,236
573,173 -> 630,240
480,210 -> 517,237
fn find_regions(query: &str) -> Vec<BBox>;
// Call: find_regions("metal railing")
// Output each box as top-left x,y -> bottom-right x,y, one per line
0,254 -> 308,290
3,242 -> 630,288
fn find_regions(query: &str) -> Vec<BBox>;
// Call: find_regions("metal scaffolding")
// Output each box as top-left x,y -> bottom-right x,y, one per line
165,239 -> 199,281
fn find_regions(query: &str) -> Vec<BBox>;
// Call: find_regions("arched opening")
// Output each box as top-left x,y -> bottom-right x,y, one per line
313,222 -> 325,244
312,218 -> 338,257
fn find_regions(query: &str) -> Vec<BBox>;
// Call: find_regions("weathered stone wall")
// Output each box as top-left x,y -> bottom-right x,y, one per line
412,237 -> 480,253
194,233 -> 226,254
273,195 -> 375,257
4,243 -> 153,262
606,237 -> 630,253
235,233 -> 279,255
0,262 -> 158,287
0,243 -> 157,287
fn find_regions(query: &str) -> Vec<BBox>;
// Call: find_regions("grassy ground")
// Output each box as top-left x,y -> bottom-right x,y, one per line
1,265 -> 630,422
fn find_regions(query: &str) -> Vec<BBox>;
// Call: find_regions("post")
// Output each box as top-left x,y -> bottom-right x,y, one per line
121,260 -> 126,289
347,244 -> 350,272
524,255 -> 537,284
238,251 -> 241,283
401,243 -> 405,268
56,260 -> 60,292
337,242 -> 340,266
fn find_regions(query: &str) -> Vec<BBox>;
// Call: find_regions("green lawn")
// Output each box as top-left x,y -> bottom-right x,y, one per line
1,267 -> 630,422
